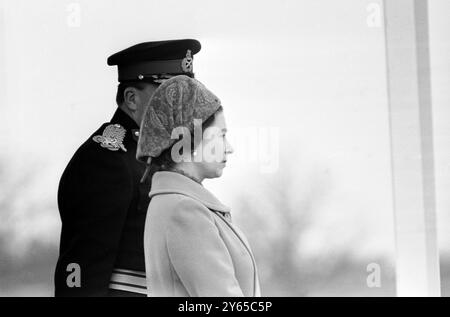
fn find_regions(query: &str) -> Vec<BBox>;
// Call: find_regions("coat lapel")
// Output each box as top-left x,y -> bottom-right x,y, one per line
213,212 -> 260,297
149,171 -> 261,296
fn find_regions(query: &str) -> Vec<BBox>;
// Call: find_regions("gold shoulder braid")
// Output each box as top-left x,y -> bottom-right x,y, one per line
93,124 -> 127,152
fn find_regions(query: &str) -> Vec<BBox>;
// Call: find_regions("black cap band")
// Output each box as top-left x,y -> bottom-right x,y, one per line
118,58 -> 193,82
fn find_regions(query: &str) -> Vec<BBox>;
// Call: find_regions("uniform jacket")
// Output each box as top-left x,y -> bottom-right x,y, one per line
144,171 -> 261,297
54,108 -> 151,296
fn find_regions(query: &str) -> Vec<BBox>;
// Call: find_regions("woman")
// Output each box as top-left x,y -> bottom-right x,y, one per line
136,75 -> 260,297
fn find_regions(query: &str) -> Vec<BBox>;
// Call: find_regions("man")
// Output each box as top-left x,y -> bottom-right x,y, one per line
54,39 -> 201,297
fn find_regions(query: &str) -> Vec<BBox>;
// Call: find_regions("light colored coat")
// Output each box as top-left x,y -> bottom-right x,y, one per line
144,171 -> 260,297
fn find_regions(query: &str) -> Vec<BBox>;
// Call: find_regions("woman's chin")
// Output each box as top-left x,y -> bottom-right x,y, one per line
203,166 -> 224,179
215,168 -> 224,177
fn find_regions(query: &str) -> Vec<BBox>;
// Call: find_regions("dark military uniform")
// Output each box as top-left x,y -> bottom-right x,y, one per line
55,108 -> 150,296
54,39 -> 201,297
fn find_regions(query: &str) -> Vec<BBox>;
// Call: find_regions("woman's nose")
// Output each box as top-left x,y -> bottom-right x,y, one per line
225,140 -> 234,155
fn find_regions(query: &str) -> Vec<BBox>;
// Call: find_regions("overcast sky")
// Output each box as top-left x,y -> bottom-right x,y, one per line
0,0 -> 449,263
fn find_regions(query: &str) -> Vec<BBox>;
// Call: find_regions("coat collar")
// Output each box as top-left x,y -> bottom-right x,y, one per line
149,171 -> 231,214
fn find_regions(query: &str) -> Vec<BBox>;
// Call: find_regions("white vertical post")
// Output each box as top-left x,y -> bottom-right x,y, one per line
0,0 -> 5,118
0,0 -> 5,102
384,0 -> 440,296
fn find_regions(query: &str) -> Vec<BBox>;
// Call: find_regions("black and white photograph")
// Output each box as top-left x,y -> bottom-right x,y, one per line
0,0 -> 449,298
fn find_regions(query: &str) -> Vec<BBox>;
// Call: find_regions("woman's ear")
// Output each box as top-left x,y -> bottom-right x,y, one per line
124,87 -> 139,111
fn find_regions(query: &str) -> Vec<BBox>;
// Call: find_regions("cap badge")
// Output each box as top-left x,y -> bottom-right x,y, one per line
181,49 -> 193,73
93,124 -> 127,152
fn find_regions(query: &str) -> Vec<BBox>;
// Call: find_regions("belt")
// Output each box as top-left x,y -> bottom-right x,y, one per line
109,268 -> 148,295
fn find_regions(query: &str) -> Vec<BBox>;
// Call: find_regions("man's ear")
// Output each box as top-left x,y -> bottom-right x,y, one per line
124,87 -> 139,111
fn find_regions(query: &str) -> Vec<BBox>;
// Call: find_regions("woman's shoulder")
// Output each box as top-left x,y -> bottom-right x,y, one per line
149,193 -> 214,221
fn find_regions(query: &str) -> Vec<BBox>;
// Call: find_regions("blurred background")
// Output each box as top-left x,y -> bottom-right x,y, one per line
0,0 -> 449,296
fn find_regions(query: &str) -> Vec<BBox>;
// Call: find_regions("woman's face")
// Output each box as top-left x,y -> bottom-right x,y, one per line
195,111 -> 233,179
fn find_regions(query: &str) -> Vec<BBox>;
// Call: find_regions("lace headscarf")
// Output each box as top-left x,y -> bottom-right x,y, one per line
136,75 -> 222,181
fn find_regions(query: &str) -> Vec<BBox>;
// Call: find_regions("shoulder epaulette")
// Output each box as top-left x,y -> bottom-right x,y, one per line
93,124 -> 127,152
